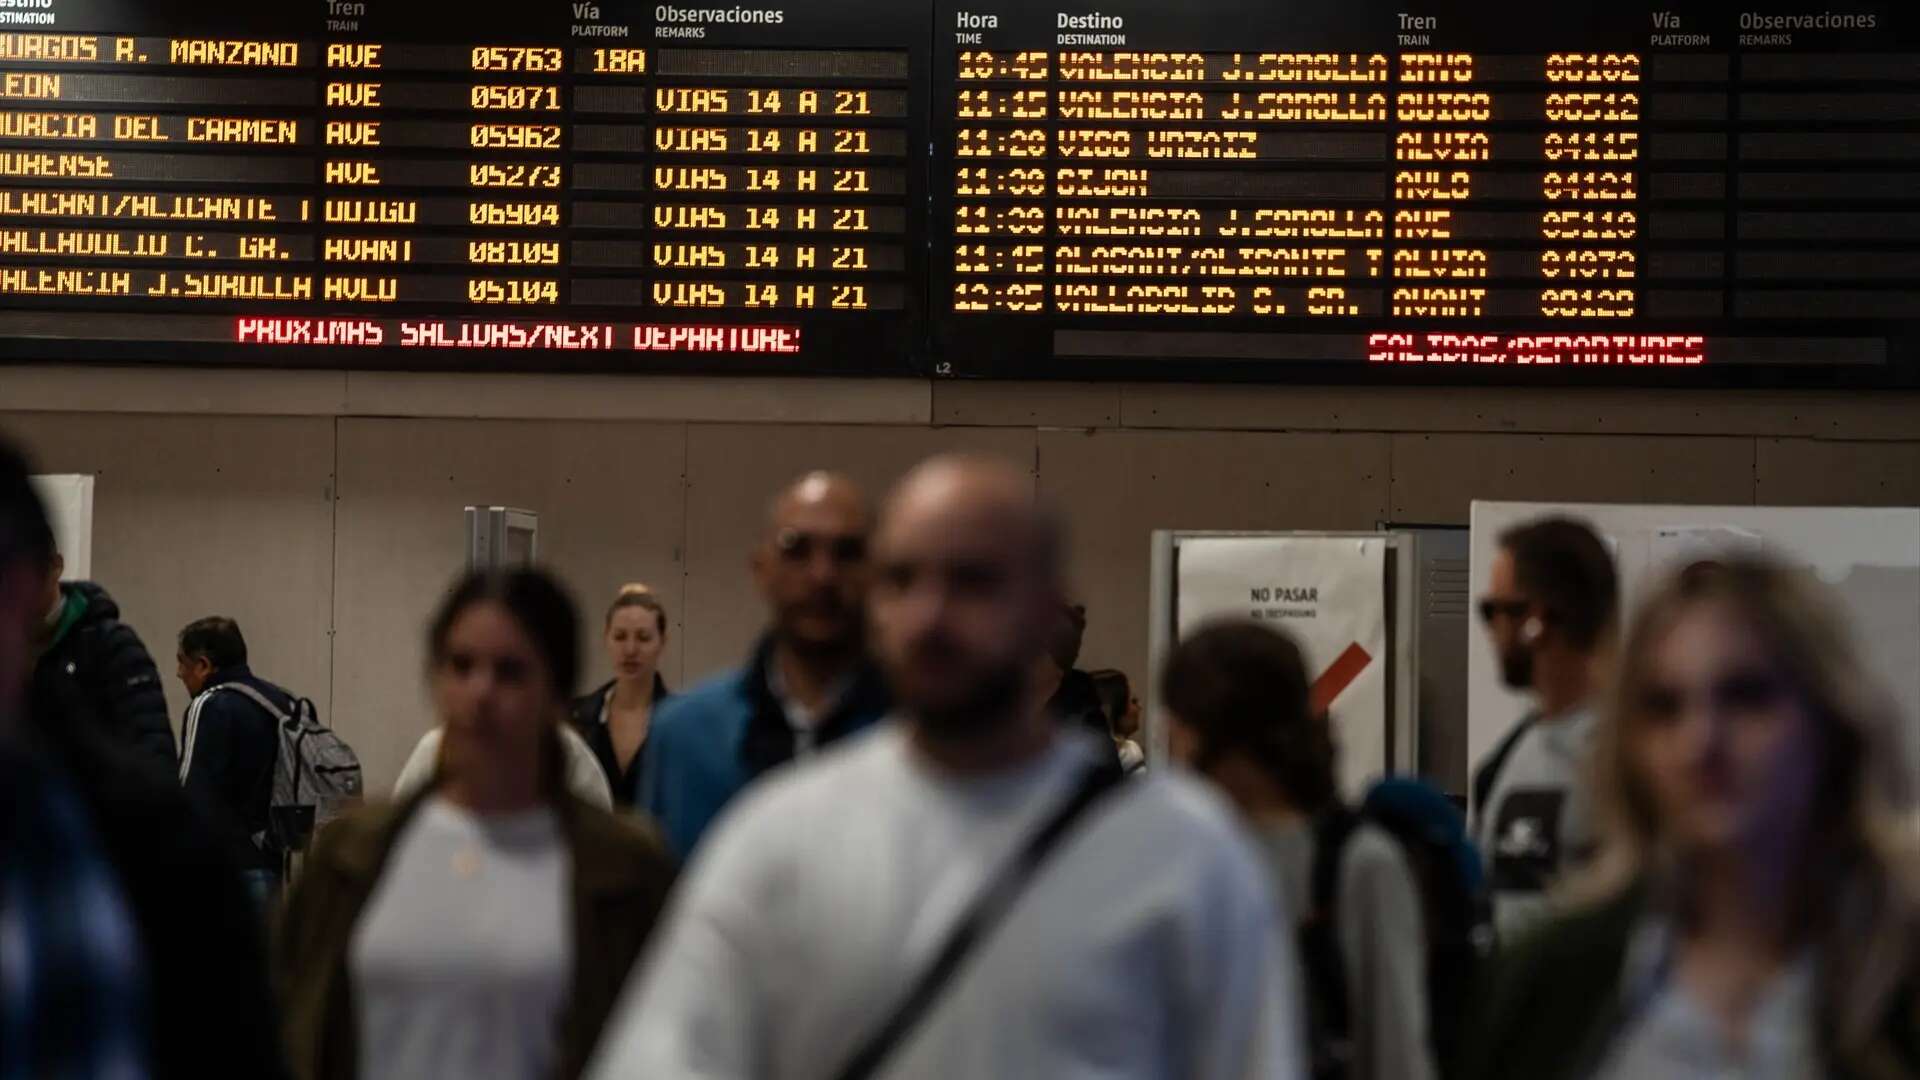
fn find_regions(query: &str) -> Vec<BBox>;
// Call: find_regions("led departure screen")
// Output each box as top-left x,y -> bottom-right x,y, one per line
931,2 -> 1920,382
0,0 -> 929,373
0,2 -> 1917,382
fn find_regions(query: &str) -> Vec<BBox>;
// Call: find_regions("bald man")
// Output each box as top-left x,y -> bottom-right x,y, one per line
592,457 -> 1304,1080
637,471 -> 891,856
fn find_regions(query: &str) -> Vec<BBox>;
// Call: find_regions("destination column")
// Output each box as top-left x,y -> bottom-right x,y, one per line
0,31 -> 317,312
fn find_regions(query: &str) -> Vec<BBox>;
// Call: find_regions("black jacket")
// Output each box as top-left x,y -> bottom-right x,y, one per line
18,685 -> 288,1080
31,581 -> 175,769
180,665 -> 289,873
567,675 -> 670,809
1050,668 -> 1122,772
1463,881 -> 1920,1079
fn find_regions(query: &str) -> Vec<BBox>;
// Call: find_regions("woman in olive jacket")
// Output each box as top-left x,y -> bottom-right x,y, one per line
277,569 -> 675,1080
1465,560 -> 1920,1080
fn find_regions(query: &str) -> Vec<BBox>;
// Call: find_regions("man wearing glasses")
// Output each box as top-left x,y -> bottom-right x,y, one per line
1471,517 -> 1618,940
638,471 -> 891,857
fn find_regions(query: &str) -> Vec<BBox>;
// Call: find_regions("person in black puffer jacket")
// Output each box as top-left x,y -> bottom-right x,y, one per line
1,436 -> 287,1080
29,547 -> 177,770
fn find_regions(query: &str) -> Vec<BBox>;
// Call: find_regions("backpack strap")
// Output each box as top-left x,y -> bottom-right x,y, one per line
1301,807 -> 1362,1066
1470,714 -> 1540,832
829,758 -> 1126,1080
180,682 -> 286,783
1311,808 -> 1362,924
209,681 -> 293,726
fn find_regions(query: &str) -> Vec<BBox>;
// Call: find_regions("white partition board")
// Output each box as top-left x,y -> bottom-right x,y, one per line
1468,502 -> 1920,787
30,473 -> 93,579
1150,531 -> 1419,793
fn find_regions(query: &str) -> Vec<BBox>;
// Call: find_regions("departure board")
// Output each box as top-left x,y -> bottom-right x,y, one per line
1,1 -> 1920,383
931,1 -> 1920,383
0,0 -> 929,373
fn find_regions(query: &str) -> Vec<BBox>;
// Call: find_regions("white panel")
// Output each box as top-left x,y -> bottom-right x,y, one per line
1176,535 -> 1392,794
1466,501 -> 1920,791
30,474 -> 93,580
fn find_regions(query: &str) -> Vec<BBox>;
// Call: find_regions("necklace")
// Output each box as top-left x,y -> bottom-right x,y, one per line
452,843 -> 482,879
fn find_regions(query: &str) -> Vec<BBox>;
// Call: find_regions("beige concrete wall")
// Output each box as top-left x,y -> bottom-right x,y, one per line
331,418 -> 689,791
0,412 -> 336,744
4,367 -> 1917,787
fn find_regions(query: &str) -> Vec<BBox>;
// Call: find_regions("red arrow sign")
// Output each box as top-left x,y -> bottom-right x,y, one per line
1310,642 -> 1373,716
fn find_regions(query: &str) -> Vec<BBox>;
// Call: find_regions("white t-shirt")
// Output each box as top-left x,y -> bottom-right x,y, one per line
1476,708 -> 1599,940
350,797 -> 573,1080
588,725 -> 1305,1080
392,725 -> 612,810
1258,820 -> 1434,1080
766,663 -> 853,757
1595,921 -> 1818,1079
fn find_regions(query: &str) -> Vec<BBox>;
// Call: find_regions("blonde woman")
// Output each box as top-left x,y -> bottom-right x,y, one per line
1465,559 -> 1920,1079
568,585 -> 671,808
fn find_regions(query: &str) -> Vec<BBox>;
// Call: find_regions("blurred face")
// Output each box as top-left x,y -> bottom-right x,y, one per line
605,605 -> 665,683
1481,548 -> 1537,690
754,482 -> 871,654
434,601 -> 555,767
1118,694 -> 1143,740
872,490 -> 1055,738
1630,601 -> 1822,856
175,652 -> 215,697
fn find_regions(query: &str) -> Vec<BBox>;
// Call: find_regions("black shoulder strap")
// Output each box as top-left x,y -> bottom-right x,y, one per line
1310,808 -> 1362,921
830,759 -> 1126,1080
1471,714 -> 1540,830
1300,808 -> 1361,1066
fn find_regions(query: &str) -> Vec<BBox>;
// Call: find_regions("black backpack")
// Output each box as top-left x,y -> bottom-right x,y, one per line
1297,778 -> 1491,1080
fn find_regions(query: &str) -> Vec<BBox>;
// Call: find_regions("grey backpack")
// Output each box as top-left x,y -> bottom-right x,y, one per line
216,683 -> 364,850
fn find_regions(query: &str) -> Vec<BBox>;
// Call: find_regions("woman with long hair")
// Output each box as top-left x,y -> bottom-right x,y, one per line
1163,621 -> 1434,1080
569,584 -> 671,807
1465,558 -> 1920,1078
278,568 -> 675,1080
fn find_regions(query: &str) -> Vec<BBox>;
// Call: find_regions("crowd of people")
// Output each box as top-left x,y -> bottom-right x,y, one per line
3,429 -> 1918,1080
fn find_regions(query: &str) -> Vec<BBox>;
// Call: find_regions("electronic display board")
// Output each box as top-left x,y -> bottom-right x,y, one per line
0,0 -> 930,373
0,1 -> 1918,383
930,1 -> 1920,383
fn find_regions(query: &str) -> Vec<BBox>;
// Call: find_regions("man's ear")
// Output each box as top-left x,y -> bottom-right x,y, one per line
49,552 -> 64,582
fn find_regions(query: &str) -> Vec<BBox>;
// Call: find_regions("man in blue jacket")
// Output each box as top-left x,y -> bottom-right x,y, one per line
639,471 -> 890,857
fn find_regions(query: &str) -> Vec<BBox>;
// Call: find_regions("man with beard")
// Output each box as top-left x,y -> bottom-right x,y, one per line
1471,516 -> 1618,939
638,471 -> 891,857
592,456 -> 1301,1079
